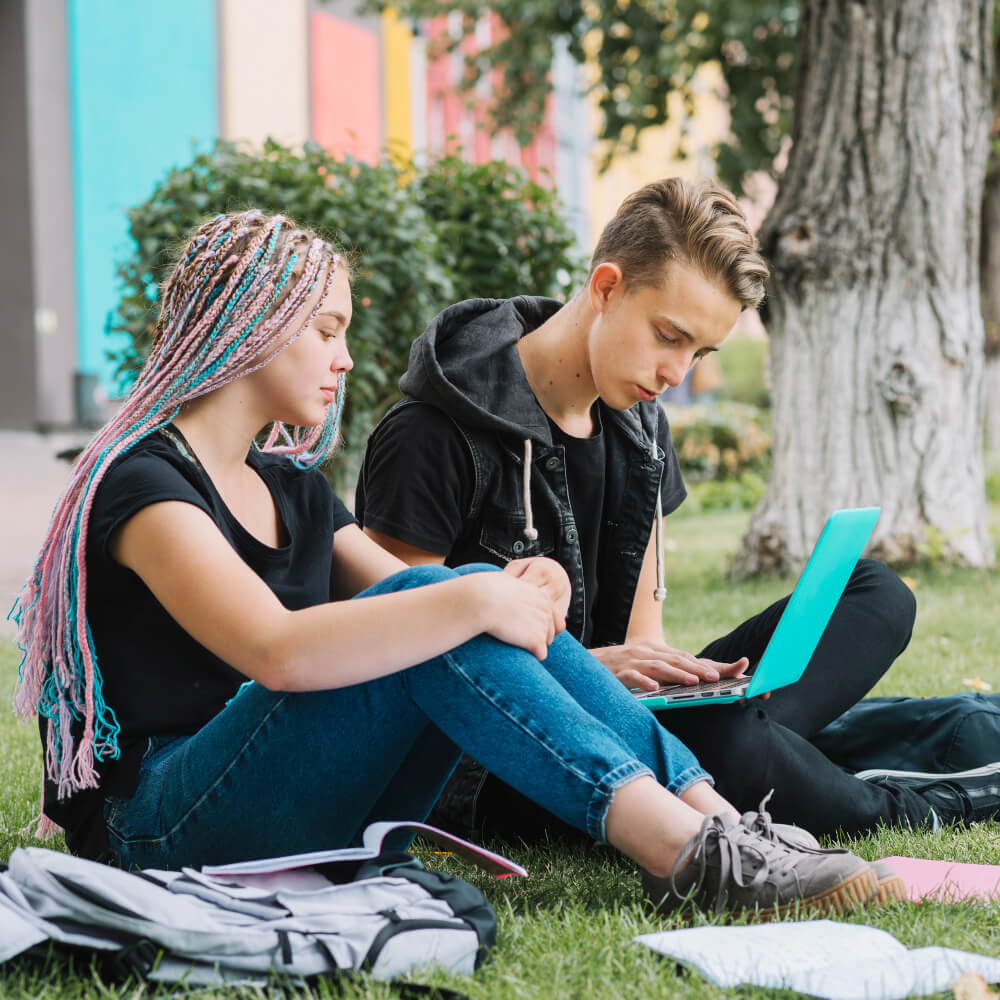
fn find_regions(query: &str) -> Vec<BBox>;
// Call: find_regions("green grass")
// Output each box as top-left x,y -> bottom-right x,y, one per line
2,509 -> 999,998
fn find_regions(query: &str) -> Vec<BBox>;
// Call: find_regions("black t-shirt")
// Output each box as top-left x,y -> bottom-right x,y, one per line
546,410 -> 605,645
46,428 -> 356,858
357,404 -> 612,645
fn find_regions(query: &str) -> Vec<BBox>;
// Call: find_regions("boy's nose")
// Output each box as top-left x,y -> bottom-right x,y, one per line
660,355 -> 692,387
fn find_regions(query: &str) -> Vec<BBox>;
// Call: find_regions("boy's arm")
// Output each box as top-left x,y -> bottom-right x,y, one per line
589,522 -> 748,691
363,528 -> 446,565
356,403 -> 473,559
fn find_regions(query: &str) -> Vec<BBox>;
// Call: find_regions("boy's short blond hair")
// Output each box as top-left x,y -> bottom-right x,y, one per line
590,178 -> 768,310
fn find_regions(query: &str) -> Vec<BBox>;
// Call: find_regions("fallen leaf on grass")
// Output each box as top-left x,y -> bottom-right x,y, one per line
952,971 -> 996,999
961,677 -> 993,692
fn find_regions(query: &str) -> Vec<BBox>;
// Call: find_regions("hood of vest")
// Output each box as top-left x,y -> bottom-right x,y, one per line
400,296 -> 568,446
399,295 -> 656,453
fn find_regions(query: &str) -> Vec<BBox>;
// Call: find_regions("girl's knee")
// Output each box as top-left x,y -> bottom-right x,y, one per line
452,562 -> 502,576
365,563 -> 458,594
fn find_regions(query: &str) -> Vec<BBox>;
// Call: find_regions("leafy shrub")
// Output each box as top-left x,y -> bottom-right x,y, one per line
986,463 -> 1000,506
108,140 -> 584,482
717,333 -> 770,409
410,154 -> 581,302
664,402 -> 771,486
682,472 -> 769,514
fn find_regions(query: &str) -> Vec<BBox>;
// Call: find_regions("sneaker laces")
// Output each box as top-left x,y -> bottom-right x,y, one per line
669,814 -> 801,913
741,791 -> 847,855
740,790 -> 782,842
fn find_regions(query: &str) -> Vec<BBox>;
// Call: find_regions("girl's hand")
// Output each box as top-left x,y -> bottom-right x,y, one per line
466,571 -> 561,660
502,557 -> 570,637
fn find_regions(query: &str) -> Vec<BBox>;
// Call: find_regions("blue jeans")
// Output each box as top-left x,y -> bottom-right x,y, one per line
104,564 -> 709,869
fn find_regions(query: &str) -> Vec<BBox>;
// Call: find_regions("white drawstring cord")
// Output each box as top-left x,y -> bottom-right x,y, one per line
653,440 -> 666,602
654,486 -> 666,602
523,438 -> 538,541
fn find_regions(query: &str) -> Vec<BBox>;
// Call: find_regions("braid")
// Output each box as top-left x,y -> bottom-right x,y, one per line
10,210 -> 346,824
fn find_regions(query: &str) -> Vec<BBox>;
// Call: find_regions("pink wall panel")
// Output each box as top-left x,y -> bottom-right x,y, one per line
310,11 -> 381,163
424,14 -> 556,186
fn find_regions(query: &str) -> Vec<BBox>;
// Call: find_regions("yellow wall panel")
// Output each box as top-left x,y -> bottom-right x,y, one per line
381,8 -> 413,159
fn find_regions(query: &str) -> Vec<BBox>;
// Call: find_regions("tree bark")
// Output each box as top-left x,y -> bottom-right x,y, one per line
735,0 -> 995,575
980,17 -> 1000,455
982,166 -> 1000,452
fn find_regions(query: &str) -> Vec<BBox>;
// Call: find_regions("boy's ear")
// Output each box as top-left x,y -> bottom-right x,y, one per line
588,261 -> 625,313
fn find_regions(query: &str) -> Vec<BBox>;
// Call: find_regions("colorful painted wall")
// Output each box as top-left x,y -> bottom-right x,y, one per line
67,0 -> 220,390
4,1 -> 587,428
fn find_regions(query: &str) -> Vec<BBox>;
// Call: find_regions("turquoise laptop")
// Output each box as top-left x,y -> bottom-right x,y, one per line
636,507 -> 881,710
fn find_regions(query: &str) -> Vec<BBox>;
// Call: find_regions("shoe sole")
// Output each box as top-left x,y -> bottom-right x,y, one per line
871,871 -> 908,905
751,865 -> 880,921
854,762 -> 1000,782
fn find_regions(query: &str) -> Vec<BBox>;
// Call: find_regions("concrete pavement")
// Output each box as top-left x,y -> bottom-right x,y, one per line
1,431 -> 88,639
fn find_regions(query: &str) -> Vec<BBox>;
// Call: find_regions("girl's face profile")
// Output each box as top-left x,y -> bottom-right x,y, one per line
248,264 -> 354,427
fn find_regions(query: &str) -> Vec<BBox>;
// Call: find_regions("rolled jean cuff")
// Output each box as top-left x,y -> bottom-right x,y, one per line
589,761 -> 654,843
670,765 -> 713,798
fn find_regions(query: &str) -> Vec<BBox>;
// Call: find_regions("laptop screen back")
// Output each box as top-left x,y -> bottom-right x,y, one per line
745,507 -> 881,698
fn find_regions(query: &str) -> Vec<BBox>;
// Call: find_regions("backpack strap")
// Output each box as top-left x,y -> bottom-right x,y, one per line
350,852 -> 496,974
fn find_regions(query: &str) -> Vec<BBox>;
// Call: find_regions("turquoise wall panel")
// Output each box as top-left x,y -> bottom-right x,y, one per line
68,0 -> 218,389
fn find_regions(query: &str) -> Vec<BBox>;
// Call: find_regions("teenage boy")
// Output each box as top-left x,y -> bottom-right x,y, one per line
356,178 -> 1000,842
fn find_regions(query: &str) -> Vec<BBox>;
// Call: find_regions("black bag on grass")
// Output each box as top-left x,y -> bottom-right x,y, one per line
813,693 -> 1000,774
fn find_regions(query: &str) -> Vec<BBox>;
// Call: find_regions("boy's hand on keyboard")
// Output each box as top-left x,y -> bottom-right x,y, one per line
590,642 -> 750,693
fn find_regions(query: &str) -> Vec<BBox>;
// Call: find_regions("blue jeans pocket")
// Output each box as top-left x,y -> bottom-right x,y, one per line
104,734 -> 186,858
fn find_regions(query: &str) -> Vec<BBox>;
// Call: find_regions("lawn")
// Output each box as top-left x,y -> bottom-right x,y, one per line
1,508 -> 998,999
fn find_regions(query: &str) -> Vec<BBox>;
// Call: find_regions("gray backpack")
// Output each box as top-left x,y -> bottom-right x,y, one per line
0,824 -> 509,988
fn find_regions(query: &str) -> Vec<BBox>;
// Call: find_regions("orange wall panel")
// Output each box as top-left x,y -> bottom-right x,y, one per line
310,11 -> 381,163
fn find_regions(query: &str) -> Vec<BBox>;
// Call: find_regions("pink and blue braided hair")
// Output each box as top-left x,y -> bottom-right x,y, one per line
10,210 -> 346,826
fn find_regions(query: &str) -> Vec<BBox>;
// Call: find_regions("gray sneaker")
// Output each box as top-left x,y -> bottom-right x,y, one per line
642,814 -> 878,918
868,861 -> 907,904
740,792 -> 906,904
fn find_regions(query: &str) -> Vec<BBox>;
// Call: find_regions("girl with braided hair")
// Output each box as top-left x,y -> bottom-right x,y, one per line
11,210 -> 890,917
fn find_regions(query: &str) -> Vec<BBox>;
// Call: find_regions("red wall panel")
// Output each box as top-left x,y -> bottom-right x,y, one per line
310,11 -> 381,163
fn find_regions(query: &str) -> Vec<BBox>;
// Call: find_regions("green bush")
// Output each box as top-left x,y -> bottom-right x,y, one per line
664,401 -> 771,486
682,472 -> 768,514
986,463 -> 1000,506
411,154 -> 580,301
108,140 -> 584,481
717,332 -> 770,408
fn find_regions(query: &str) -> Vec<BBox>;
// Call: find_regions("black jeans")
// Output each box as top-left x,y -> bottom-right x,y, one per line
660,559 -> 928,837
474,559 -> 927,842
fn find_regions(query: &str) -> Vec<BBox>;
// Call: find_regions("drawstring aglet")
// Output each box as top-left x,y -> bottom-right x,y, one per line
522,439 -> 539,541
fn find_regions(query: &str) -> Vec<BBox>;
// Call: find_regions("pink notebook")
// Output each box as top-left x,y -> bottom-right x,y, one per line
878,856 -> 1000,903
201,820 -> 528,880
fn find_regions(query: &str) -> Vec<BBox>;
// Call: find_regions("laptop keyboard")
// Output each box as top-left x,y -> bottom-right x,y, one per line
638,677 -> 748,699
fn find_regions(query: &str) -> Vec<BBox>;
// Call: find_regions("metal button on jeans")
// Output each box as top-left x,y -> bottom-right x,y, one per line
512,540 -> 525,554
565,528 -> 578,543
545,456 -> 561,470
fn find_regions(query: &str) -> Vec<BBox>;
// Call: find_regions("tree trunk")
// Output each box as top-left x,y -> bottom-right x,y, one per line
982,167 -> 1000,452
735,0 -> 995,575
981,34 -> 1000,453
